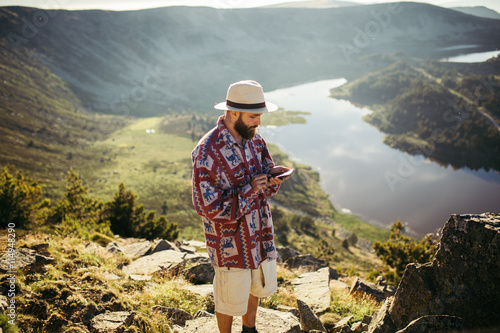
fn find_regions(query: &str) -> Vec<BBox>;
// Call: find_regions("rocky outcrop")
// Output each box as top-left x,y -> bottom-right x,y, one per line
291,267 -> 333,315
297,299 -> 327,332
369,213 -> 500,332
181,307 -> 301,333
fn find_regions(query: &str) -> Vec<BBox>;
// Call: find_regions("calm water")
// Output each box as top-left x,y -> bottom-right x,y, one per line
441,49 -> 500,63
260,79 -> 500,236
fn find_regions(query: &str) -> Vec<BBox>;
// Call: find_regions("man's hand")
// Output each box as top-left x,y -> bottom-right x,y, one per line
267,166 -> 291,186
251,174 -> 269,192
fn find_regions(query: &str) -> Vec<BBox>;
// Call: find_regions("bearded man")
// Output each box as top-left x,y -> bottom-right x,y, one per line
191,80 -> 291,333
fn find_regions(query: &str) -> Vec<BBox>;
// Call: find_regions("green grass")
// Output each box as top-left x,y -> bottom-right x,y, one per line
261,109 -> 310,126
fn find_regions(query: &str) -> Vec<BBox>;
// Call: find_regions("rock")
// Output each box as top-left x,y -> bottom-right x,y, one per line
105,242 -> 122,255
0,248 -> 54,273
329,279 -> 350,294
151,306 -> 193,326
182,307 -> 301,333
184,240 -> 206,249
291,267 -> 332,315
362,315 -> 372,325
285,254 -> 327,271
183,284 -> 214,297
123,249 -> 186,276
129,274 -> 152,281
367,298 -> 397,333
120,241 -> 152,259
181,263 -> 214,284
193,310 -> 213,319
296,299 -> 327,332
276,304 -> 300,318
151,239 -> 177,254
351,321 -> 363,333
179,245 -> 196,254
0,295 -> 8,313
90,311 -> 135,333
370,213 -> 500,332
276,247 -> 300,263
332,316 -> 353,333
395,315 -> 464,333
349,277 -> 386,302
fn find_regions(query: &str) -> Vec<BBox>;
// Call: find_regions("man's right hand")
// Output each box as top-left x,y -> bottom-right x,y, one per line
251,174 -> 268,193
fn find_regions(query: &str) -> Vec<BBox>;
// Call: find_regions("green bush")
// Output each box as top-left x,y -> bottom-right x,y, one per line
373,219 -> 436,286
0,165 -> 48,229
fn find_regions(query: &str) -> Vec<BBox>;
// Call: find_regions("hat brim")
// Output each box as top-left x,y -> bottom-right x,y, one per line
214,101 -> 278,113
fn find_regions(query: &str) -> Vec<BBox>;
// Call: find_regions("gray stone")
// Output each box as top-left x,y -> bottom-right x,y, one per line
123,249 -> 186,275
351,321 -> 363,333
151,306 -> 193,326
0,247 -> 54,273
291,267 -> 332,315
181,262 -> 214,284
182,307 -> 301,333
193,310 -> 213,319
183,284 -> 214,297
120,241 -> 152,259
296,299 -> 327,332
276,304 -> 300,318
151,239 -> 176,253
184,240 -> 206,249
129,274 -> 152,281
105,242 -> 122,255
276,247 -> 300,263
332,316 -> 353,333
179,245 -> 196,254
329,279 -> 351,294
367,298 -> 397,333
349,277 -> 386,303
90,311 -> 135,333
0,295 -> 8,313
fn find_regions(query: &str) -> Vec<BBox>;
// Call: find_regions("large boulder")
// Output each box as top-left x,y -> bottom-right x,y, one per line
369,213 -> 500,332
291,267 -> 333,315
296,299 -> 327,332
123,249 -> 186,276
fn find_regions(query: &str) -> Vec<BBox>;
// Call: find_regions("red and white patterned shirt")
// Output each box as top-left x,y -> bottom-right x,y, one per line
191,116 -> 279,269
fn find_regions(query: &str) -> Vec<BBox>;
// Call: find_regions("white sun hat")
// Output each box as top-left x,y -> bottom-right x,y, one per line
214,80 -> 278,113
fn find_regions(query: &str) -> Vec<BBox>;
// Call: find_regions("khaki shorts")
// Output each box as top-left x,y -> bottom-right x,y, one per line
213,259 -> 277,316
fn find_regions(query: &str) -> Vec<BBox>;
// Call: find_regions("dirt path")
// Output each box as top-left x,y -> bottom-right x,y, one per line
414,67 -> 500,131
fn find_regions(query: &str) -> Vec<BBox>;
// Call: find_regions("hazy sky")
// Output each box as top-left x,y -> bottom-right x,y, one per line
1,0 -> 499,12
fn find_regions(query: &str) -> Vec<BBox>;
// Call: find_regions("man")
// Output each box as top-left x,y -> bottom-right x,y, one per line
191,80 -> 291,333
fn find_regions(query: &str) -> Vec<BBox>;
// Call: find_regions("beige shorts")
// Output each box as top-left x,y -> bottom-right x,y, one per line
213,259 -> 277,316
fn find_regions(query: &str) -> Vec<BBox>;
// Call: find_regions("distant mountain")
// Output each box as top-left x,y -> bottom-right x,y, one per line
263,0 -> 358,8
452,6 -> 500,19
1,3 -> 499,117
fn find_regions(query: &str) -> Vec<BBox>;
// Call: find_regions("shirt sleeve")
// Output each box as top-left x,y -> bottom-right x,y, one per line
192,151 -> 260,224
261,141 -> 281,198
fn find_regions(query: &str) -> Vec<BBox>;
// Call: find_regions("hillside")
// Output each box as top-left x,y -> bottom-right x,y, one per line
330,56 -> 500,171
0,39 -> 126,196
1,3 -> 499,116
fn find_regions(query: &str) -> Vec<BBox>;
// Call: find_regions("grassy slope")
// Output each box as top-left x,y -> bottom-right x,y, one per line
0,40 -> 126,197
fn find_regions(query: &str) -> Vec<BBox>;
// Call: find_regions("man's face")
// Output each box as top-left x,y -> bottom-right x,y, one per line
234,112 -> 262,140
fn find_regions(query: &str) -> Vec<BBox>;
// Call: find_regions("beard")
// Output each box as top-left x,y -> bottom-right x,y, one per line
234,115 -> 257,140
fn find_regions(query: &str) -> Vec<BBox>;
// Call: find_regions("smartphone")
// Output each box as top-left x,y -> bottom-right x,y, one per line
268,168 -> 294,179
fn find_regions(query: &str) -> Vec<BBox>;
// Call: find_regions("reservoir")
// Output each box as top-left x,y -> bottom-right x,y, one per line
260,79 -> 500,236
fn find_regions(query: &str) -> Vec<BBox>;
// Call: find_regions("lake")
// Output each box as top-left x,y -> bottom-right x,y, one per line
260,79 -> 500,237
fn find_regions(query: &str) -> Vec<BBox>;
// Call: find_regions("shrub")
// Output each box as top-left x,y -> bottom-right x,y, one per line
373,219 -> 436,285
0,165 -> 48,229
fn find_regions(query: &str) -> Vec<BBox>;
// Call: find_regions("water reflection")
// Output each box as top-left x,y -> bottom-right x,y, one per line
261,79 -> 500,236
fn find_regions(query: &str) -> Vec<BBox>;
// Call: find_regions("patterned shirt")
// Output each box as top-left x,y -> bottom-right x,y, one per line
191,115 -> 279,269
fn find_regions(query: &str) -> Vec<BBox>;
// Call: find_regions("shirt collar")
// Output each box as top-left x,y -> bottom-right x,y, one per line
217,115 -> 242,148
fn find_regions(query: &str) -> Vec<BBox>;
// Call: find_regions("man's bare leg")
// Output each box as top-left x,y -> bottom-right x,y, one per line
216,312 -> 233,333
242,294 -> 259,328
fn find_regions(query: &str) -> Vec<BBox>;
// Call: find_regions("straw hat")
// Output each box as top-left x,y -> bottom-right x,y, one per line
214,80 -> 278,113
